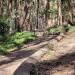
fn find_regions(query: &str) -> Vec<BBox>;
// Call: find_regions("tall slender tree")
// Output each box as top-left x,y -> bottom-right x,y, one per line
67,0 -> 73,23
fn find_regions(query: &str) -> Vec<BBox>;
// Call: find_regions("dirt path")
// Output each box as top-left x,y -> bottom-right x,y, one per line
0,36 -> 55,75
32,32 -> 75,75
0,32 -> 75,75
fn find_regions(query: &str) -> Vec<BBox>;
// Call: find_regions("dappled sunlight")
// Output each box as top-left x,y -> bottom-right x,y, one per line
0,34 -> 57,66
0,0 -> 75,75
30,51 -> 75,75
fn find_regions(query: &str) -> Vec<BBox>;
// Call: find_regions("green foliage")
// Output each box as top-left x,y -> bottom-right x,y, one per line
46,26 -> 62,35
69,25 -> 75,32
7,31 -> 36,44
63,24 -> 70,32
0,31 -> 36,54
45,24 -> 75,36
45,25 -> 69,35
0,17 -> 10,42
0,18 -> 10,37
48,9 -> 58,14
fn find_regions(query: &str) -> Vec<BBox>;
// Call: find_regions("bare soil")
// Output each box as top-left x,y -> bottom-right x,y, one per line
30,32 -> 75,75
0,32 -> 75,75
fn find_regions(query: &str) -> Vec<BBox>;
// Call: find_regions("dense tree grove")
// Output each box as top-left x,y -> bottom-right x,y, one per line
0,0 -> 75,54
0,0 -> 75,33
0,1 -> 75,75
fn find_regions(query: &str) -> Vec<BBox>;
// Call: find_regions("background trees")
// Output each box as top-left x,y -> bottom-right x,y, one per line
0,0 -> 75,53
0,0 -> 75,36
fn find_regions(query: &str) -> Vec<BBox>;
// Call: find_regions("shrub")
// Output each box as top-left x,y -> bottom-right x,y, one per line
0,31 -> 36,54
46,26 -> 61,35
0,20 -> 10,37
7,31 -> 36,45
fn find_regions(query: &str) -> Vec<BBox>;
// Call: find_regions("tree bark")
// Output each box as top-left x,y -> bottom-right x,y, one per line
58,0 -> 63,26
0,0 -> 2,16
67,0 -> 73,23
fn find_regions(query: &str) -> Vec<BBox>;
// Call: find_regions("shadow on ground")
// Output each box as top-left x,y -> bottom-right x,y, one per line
0,44 -> 45,66
13,50 -> 75,75
21,35 -> 58,48
0,35 -> 58,66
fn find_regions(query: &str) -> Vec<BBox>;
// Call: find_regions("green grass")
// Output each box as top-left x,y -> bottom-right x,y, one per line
49,27 -> 62,33
0,25 -> 75,54
45,26 -> 64,35
45,24 -> 75,35
69,25 -> 75,32
0,31 -> 36,54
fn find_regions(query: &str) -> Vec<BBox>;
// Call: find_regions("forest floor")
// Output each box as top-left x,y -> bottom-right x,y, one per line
0,32 -> 75,75
33,32 -> 75,75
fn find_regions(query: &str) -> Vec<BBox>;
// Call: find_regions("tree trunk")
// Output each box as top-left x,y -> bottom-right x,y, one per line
0,0 -> 2,16
67,0 -> 73,23
58,0 -> 63,26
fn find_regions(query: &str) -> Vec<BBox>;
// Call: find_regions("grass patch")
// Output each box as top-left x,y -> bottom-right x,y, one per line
69,25 -> 75,32
0,31 -> 36,54
45,26 -> 64,35
49,27 -> 62,33
45,24 -> 73,35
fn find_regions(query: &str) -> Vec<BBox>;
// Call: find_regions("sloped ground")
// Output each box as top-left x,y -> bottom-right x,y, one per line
0,32 -> 75,75
0,35 -> 57,75
30,32 -> 75,75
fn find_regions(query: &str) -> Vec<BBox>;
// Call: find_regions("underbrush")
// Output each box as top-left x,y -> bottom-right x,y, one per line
44,26 -> 64,35
44,24 -> 75,35
69,25 -> 75,32
0,31 -> 36,54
